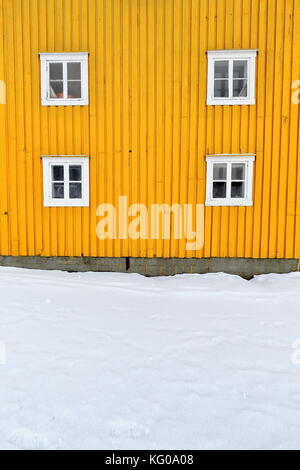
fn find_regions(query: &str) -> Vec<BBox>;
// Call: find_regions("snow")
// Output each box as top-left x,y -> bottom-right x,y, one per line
0,267 -> 300,450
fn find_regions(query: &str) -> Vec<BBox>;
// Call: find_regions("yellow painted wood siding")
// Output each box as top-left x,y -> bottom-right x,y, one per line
0,0 -> 299,259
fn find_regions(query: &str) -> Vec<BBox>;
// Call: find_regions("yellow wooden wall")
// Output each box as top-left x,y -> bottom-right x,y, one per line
0,0 -> 300,259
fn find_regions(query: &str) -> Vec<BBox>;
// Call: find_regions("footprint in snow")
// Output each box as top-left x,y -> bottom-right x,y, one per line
8,428 -> 51,450
109,421 -> 150,440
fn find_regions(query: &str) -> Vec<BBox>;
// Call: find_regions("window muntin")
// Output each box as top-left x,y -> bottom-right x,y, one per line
43,157 -> 89,207
206,155 -> 255,206
207,50 -> 257,105
40,53 -> 89,106
212,163 -> 246,200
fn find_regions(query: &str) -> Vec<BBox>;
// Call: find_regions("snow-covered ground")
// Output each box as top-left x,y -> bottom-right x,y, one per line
0,267 -> 300,450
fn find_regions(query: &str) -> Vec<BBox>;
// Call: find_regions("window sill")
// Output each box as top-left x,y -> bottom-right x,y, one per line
207,99 -> 256,106
42,99 -> 89,107
44,201 -> 90,208
205,201 -> 254,207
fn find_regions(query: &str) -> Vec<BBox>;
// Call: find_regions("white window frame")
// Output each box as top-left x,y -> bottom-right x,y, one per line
207,50 -> 258,106
205,154 -> 255,207
40,53 -> 89,106
42,157 -> 90,207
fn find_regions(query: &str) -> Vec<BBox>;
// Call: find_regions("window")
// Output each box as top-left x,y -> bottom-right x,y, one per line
42,157 -> 89,207
205,155 -> 255,206
207,50 -> 257,105
40,53 -> 89,106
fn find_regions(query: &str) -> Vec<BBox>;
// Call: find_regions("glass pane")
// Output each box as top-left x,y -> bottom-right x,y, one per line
213,164 -> 227,181
213,182 -> 227,199
69,183 -> 82,199
231,182 -> 245,198
214,80 -> 229,98
233,60 -> 248,78
214,61 -> 229,79
50,81 -> 64,98
69,165 -> 82,181
52,183 -> 64,199
68,81 -> 81,99
67,62 -> 81,80
232,163 -> 245,181
233,79 -> 248,97
52,165 -> 64,181
50,63 -> 63,80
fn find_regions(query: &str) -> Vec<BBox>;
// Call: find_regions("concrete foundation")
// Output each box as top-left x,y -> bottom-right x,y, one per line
0,256 -> 298,279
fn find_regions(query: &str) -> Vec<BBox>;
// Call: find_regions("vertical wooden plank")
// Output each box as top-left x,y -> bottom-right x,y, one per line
139,0 -> 148,257
30,0 -> 43,256
21,0 -> 35,256
245,0 -> 259,258
266,0 -> 285,258
4,0 -> 19,256
236,0 -> 252,258
14,0 -> 28,256
88,0 -> 97,256
113,0 -> 122,257
292,0 -> 300,258
277,0 -> 293,257
94,0 -> 104,257
252,0 -> 267,258
120,0 -> 130,257
285,0 -> 300,258
187,0 -> 200,259
178,0 -> 190,258
147,0 -> 156,257
163,0 -> 174,257
130,0 -> 139,257
103,0 -> 114,257
0,0 -> 9,255
156,0 -> 166,258
199,0 -> 209,259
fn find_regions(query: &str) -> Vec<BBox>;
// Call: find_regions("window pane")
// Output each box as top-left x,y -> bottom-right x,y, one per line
52,165 -> 64,181
69,183 -> 82,199
68,81 -> 81,99
214,61 -> 229,79
50,63 -> 63,80
69,165 -> 82,181
213,182 -> 227,199
213,164 -> 227,181
233,60 -> 248,78
233,79 -> 248,97
67,62 -> 81,80
50,81 -> 64,98
231,182 -> 245,198
52,183 -> 65,199
214,80 -> 229,98
232,163 -> 245,181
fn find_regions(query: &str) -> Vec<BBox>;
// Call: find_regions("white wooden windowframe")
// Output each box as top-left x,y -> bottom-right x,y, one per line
205,155 -> 255,206
207,50 -> 258,106
40,53 -> 89,106
43,157 -> 90,207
